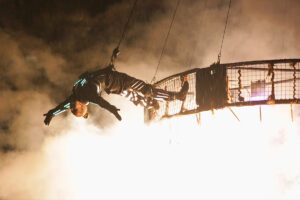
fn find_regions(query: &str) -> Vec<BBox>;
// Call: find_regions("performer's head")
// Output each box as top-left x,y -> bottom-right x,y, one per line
71,101 -> 88,118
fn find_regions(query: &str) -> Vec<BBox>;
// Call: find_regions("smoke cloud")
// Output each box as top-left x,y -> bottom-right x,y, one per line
0,0 -> 300,199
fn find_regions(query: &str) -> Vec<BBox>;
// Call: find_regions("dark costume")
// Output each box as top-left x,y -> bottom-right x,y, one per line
43,65 -> 189,125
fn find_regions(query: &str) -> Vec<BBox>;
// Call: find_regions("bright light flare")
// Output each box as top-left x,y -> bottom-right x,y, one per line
39,104 -> 300,199
1,105 -> 300,199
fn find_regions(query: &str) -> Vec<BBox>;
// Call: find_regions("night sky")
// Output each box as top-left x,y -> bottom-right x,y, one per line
1,0 -> 300,199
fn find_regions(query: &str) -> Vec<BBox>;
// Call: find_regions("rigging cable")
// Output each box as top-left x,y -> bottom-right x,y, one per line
151,0 -> 181,83
217,0 -> 232,64
117,0 -> 138,48
110,0 -> 138,65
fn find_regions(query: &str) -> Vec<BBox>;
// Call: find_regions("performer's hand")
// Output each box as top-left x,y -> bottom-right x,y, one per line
112,107 -> 122,121
43,112 -> 53,126
110,47 -> 120,65
112,47 -> 120,57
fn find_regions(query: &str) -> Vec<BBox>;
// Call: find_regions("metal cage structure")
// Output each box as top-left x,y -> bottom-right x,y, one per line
144,59 -> 300,122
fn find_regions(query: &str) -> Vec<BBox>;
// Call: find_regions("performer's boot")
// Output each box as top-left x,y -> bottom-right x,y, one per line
151,99 -> 160,110
175,81 -> 189,101
147,82 -> 189,102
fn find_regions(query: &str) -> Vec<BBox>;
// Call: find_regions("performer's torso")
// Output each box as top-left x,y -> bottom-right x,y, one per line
72,69 -> 139,101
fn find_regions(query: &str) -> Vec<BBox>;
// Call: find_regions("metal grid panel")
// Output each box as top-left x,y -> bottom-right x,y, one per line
183,72 -> 197,110
227,64 -> 268,102
227,61 -> 300,105
153,72 -> 197,120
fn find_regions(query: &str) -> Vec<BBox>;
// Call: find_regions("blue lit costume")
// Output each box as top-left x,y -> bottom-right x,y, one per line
43,64 -> 189,125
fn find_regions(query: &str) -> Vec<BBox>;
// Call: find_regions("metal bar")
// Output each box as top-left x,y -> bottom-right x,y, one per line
291,104 -> 294,122
159,98 -> 300,119
259,106 -> 262,122
196,113 -> 201,125
224,58 -> 300,67
228,99 -> 300,107
229,78 -> 300,91
228,67 -> 300,72
228,107 -> 240,122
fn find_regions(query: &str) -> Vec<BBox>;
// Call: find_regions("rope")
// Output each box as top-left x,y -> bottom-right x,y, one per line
217,0 -> 232,64
151,0 -> 181,83
238,69 -> 243,101
268,63 -> 275,100
292,63 -> 296,99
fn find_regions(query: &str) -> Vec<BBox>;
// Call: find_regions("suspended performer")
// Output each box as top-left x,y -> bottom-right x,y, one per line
43,64 -> 189,125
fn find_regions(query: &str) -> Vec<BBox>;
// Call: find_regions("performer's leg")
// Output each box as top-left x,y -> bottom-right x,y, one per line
176,81 -> 189,101
144,81 -> 189,101
122,74 -> 189,102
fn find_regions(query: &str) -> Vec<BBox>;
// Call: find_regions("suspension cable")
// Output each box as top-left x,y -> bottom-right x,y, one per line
217,0 -> 232,64
151,0 -> 181,83
117,0 -> 138,49
110,0 -> 138,65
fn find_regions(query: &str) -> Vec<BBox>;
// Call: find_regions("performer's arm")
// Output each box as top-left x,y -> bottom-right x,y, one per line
90,95 -> 122,121
43,96 -> 73,125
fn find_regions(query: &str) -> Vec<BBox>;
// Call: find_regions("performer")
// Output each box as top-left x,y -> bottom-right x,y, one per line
43,64 -> 189,125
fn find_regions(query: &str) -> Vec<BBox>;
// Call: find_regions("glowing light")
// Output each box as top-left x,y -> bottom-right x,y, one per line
39,104 -> 300,199
64,102 -> 70,108
3,103 -> 299,199
73,79 -> 82,86
80,79 -> 87,86
251,80 -> 266,101
251,96 -> 267,101
53,109 -> 67,115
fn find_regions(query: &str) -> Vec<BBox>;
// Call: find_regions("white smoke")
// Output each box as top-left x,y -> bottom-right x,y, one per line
1,104 -> 300,199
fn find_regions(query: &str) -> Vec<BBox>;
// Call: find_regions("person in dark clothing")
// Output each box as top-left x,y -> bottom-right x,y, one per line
43,64 -> 189,125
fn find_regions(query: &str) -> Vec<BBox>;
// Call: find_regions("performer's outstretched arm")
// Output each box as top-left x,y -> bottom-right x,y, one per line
43,96 -> 73,125
90,95 -> 122,121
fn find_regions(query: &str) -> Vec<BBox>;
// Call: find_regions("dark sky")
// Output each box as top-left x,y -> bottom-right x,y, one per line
0,0 -> 167,65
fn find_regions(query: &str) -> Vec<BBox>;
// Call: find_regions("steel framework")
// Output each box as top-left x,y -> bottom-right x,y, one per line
145,59 -> 300,121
